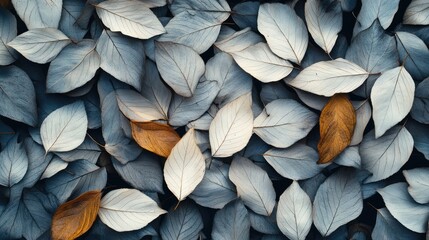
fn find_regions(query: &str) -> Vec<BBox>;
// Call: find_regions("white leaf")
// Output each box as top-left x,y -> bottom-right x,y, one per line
229,156 -> 276,216
277,181 -> 312,240
155,42 -> 205,97
40,101 -> 88,153
95,0 -> 165,39
286,58 -> 369,97
170,0 -> 230,15
164,128 -> 205,201
214,27 -> 263,53
258,3 -> 308,64
209,94 -> 253,157
305,0 -> 342,53
371,67 -> 415,138
0,9 -> 18,65
0,136 -> 28,187
403,168 -> 429,204
404,0 -> 429,25
360,126 -> 414,183
12,0 -> 62,29
138,0 -> 167,8
41,157 -> 68,180
98,188 -> 167,232
8,28 -> 70,64
116,89 -> 165,122
353,0 -> 400,36
351,100 -> 372,145
230,42 -> 293,83
254,99 -> 318,148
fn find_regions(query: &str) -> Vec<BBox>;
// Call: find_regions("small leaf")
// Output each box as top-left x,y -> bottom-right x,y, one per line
351,100 -> 372,145
318,94 -> 356,164
0,8 -> 18,65
59,0 -> 87,42
41,156 -> 68,179
411,77 -> 429,124
116,89 -> 165,122
404,0 -> 429,25
396,31 -> 429,80
131,121 -> 180,158
403,168 -> 429,204
0,136 -> 28,187
160,201 -> 203,240
51,191 -> 101,240
11,0 -> 62,29
212,200 -> 250,240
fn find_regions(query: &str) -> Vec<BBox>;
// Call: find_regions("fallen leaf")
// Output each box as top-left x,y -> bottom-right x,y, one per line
51,191 -> 102,240
131,121 -> 181,157
318,94 -> 356,164
0,0 -> 10,8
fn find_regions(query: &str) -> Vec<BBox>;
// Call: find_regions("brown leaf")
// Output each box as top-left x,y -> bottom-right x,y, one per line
318,94 -> 356,164
52,191 -> 101,240
131,121 -> 181,157
0,0 -> 10,8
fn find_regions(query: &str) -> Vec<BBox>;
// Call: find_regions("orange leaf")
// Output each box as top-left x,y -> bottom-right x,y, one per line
131,121 -> 181,157
318,94 -> 356,164
51,191 -> 101,240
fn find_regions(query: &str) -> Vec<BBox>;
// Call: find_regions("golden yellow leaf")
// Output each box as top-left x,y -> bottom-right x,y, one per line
51,191 -> 101,240
131,121 -> 181,157
318,94 -> 356,164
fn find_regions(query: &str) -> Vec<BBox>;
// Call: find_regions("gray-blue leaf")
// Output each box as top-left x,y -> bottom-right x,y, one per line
70,166 -> 106,199
160,202 -> 204,240
403,168 -> 429,204
372,208 -> 420,240
406,120 -> 429,160
339,0 -> 357,11
249,210 -> 280,235
59,0 -> 87,42
396,31 -> 429,80
214,27 -> 263,54
411,77 -> 429,124
404,0 -> 429,25
212,199 -> 250,240
0,136 -> 28,187
55,137 -> 101,163
353,0 -> 400,36
12,0 -> 62,29
260,82 -> 295,106
300,173 -> 327,202
334,146 -> 361,168
232,2 -> 259,31
0,9 -> 18,65
170,0 -> 230,15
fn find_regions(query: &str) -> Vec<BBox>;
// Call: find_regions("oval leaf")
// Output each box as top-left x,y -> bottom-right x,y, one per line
160,201 -> 203,240
404,0 -> 429,25
212,199 -> 250,240
353,0 -> 400,36
116,89 -> 165,122
11,0 -> 62,29
412,77 -> 429,124
372,208 -> 420,240
0,136 -> 28,187
0,8 -> 17,65
403,168 -> 429,204
396,31 -> 429,80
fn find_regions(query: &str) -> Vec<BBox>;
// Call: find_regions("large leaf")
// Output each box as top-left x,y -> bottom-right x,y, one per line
11,0 -> 62,29
46,40 -> 100,93
95,0 -> 164,39
277,181 -> 312,240
116,89 -> 165,122
98,188 -> 166,232
164,128 -> 205,201
412,77 -> 429,124
371,66 -> 415,138
372,208 -> 420,240
404,0 -> 429,25
353,0 -> 400,35
212,200 -> 250,240
155,41 -> 205,97
230,42 -> 293,83
229,156 -> 276,216
59,0 -> 87,42
305,0 -> 342,53
51,191 -> 101,240
0,136 -> 28,187
258,3 -> 308,64
396,31 -> 429,80
209,93 -> 253,157
254,99 -> 317,148
378,182 -> 429,233
0,66 -> 37,126
403,168 -> 429,204
8,28 -> 71,64
313,169 -> 363,236
0,8 -> 17,65
96,30 -> 144,90
360,126 -> 413,183
160,201 -> 203,240
286,58 -> 369,97
40,101 -> 88,153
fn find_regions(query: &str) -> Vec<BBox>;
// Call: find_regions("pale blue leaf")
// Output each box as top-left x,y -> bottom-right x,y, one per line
300,173 -> 327,202
214,27 -> 263,53
96,30 -> 144,90
330,34 -> 348,59
362,181 -> 387,199
406,120 -> 429,160
249,210 -> 280,235
403,168 -> 429,204
229,156 -> 276,216
83,91 -> 102,129
351,100 -> 372,145
353,0 -> 400,36
40,156 -> 68,179
378,182 -> 429,233
85,219 -> 158,240
90,17 -> 103,40
71,166 -> 106,199
8,28 -> 71,64
313,169 -> 363,236
300,43 -> 331,68
138,0 -> 166,8
142,17 -> 170,61
160,201 -> 204,240
0,120 -> 14,148
340,0 -> 357,11
396,31 -> 429,80
411,77 -> 429,124
59,0 -> 87,41
170,0 -> 230,15
0,66 -> 37,126
116,89 -> 165,122
334,146 -> 361,168
187,106 -> 217,131
0,136 -> 28,187
260,82 -> 295,106
232,2 -> 260,31
0,8 -> 18,65
372,208 -> 420,240
212,199 -> 250,240
294,89 -> 329,111
12,0 -> 62,29
360,126 -> 413,183
404,0 -> 429,25
55,137 -> 101,163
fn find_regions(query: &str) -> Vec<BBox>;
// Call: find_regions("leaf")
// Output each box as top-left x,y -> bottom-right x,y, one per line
353,0 -> 400,36
51,191 -> 101,240
41,156 -> 68,179
116,89 -> 165,122
254,99 -> 317,148
96,30 -> 144,90
212,200 -> 250,240
95,0 -> 164,39
59,0 -> 87,42
232,2 -> 260,31
230,42 -> 293,83
406,120 -> 429,160
249,210 -> 280,235
263,144 -> 322,180
333,146 -> 361,168
164,128 -> 205,201
0,66 -> 37,126
40,101 -> 88,153
46,40 -> 100,93
305,0 -> 342,53
339,0 -> 357,11
209,93 -> 253,157
98,188 -> 167,232
11,0 -> 62,29
277,181 -> 312,240
214,27 -> 263,54
83,219 -> 158,240
258,3 -> 308,64
403,168 -> 429,204
360,126 -> 414,183
155,41 -> 205,97
396,31 -> 429,80
372,208 -> 420,240
229,156 -> 276,216
8,28 -> 71,64
313,169 -> 363,236
371,67 -> 415,138
351,100 -> 372,145
0,136 -> 28,187
412,77 -> 429,124
0,8 -> 17,65
378,182 -> 429,233
131,121 -> 180,158
318,94 -> 356,164
170,0 -> 230,15
55,137 -> 101,163
160,201 -> 203,240
404,0 -> 429,25
286,58 -> 369,97
300,173 -> 327,202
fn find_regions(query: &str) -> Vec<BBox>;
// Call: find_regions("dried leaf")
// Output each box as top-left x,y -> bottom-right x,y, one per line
318,94 -> 356,164
51,191 -> 101,240
131,121 -> 181,158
